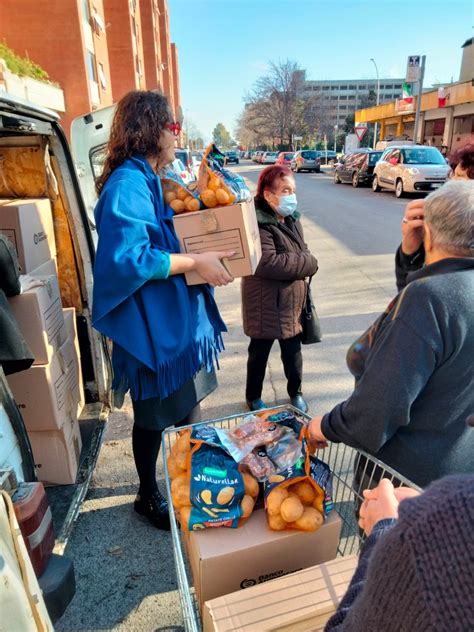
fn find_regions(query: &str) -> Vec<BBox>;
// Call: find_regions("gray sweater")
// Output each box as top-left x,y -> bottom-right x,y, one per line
321,258 -> 474,487
325,474 -> 474,631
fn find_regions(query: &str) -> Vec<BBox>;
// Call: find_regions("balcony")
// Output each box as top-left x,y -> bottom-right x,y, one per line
0,60 -> 65,111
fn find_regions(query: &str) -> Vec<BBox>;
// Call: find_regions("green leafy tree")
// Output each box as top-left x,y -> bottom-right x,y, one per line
212,123 -> 233,150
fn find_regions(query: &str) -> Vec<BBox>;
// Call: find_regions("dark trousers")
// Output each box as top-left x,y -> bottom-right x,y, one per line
131,404 -> 201,498
245,336 -> 303,402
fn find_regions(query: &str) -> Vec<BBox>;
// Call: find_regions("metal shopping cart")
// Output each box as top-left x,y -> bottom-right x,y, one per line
162,406 -> 421,632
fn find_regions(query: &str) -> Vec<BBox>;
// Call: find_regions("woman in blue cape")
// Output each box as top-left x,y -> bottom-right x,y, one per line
93,91 -> 233,529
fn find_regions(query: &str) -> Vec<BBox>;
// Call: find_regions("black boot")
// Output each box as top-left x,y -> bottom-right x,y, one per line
134,490 -> 171,531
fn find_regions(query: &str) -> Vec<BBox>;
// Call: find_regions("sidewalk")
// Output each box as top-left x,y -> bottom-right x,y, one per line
57,178 -> 397,631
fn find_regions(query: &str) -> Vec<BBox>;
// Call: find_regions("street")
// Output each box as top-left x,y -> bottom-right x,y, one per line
57,162 -> 408,631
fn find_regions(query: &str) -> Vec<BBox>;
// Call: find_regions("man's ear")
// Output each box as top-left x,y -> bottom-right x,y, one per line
423,223 -> 433,252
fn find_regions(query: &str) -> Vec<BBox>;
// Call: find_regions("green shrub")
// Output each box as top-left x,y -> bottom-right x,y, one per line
0,42 -> 50,82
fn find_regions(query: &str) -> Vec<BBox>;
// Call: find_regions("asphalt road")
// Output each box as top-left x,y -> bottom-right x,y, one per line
57,161 -> 411,632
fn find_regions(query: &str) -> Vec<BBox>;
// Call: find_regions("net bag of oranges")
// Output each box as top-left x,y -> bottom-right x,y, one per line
197,144 -> 251,209
160,165 -> 202,214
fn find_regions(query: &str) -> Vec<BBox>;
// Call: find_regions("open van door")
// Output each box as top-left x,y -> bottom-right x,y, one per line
70,105 -> 116,246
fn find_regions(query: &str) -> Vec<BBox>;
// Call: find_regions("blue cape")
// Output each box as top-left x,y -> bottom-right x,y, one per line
92,156 -> 226,400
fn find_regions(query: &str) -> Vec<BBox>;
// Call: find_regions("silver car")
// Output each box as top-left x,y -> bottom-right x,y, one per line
290,150 -> 321,173
372,145 -> 450,198
262,151 -> 278,164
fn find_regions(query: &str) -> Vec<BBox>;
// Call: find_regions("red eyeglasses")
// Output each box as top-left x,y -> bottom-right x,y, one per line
165,122 -> 182,137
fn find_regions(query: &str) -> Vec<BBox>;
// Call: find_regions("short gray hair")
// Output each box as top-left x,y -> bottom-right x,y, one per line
424,180 -> 474,257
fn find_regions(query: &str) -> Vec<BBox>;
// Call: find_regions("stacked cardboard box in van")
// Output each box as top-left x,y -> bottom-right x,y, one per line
1,199 -> 85,485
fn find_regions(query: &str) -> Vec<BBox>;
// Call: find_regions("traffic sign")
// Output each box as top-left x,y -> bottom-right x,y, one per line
406,55 -> 421,82
355,125 -> 367,141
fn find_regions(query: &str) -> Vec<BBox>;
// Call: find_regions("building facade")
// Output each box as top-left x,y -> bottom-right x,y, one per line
302,78 -> 405,130
0,0 -> 113,137
0,0 -> 181,138
356,40 -> 474,151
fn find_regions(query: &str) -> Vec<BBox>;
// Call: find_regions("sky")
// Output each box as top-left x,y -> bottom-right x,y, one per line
167,0 -> 473,142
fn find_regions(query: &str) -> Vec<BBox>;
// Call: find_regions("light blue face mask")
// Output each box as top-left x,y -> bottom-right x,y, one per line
276,193 -> 298,217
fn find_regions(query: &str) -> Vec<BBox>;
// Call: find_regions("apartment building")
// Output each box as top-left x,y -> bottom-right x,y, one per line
0,0 -> 182,137
302,78 -> 405,129
0,0 -> 113,137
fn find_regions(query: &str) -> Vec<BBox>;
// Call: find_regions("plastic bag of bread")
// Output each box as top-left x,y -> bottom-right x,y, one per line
197,144 -> 251,208
264,439 -> 333,532
159,166 -> 201,214
166,426 -> 259,531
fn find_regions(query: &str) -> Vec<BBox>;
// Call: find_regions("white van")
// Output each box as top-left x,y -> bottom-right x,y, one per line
0,93 -> 115,618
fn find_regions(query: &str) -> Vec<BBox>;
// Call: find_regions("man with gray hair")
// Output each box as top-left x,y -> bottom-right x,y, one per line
307,180 -> 474,487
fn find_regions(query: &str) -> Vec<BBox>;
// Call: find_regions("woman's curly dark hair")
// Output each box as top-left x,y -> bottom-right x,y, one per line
448,142 -> 474,180
95,90 -> 173,194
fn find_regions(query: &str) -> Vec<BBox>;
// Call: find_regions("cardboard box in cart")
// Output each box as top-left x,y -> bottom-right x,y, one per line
186,508 -> 342,610
0,199 -> 56,273
202,555 -> 359,632
173,200 -> 261,285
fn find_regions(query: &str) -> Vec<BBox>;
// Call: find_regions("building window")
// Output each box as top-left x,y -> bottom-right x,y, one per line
340,95 -> 347,100
322,86 -> 330,91
98,62 -> 107,90
81,0 -> 91,22
86,50 -> 97,82
331,86 -> 338,91
136,55 -> 143,76
331,96 -> 338,101
92,9 -> 105,34
349,85 -> 357,90
339,85 -> 348,90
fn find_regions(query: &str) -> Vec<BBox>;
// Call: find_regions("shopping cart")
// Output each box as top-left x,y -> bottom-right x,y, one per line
162,406 -> 420,632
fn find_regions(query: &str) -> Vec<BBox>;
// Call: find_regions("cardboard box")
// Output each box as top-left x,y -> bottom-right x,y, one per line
28,416 -> 82,486
202,555 -> 358,632
0,199 -> 56,274
187,508 -> 342,609
63,308 -> 85,414
7,337 -> 81,432
173,200 -> 261,285
8,274 -> 66,365
29,257 -> 58,277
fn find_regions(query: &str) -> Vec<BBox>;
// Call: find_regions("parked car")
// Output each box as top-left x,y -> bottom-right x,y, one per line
0,93 -> 114,622
174,148 -> 194,179
253,151 -> 263,163
225,150 -> 239,165
372,145 -> 450,198
171,158 -> 193,184
262,151 -> 278,164
334,150 -> 383,187
316,150 -> 338,165
191,151 -> 203,178
276,152 -> 294,165
291,150 -> 321,173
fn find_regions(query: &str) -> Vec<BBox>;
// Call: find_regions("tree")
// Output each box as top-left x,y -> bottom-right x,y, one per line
212,123 -> 233,150
243,60 -> 306,147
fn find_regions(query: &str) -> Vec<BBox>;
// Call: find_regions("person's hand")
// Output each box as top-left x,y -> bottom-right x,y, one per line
358,479 -> 400,537
193,251 -> 235,287
401,199 -> 425,255
307,415 -> 328,449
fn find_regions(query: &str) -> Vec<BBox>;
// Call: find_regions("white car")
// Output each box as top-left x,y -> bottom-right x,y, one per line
171,158 -> 193,184
372,145 -> 450,198
262,151 -> 278,164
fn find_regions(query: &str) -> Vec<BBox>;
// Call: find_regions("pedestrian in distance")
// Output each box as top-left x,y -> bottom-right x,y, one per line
92,91 -> 234,530
396,141 -> 474,290
324,474 -> 474,631
241,165 -> 318,414
307,180 -> 474,487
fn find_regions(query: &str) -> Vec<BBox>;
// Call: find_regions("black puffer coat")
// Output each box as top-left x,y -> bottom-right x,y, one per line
241,196 -> 318,340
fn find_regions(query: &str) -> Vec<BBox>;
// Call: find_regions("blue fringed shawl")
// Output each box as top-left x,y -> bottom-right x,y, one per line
92,156 -> 226,401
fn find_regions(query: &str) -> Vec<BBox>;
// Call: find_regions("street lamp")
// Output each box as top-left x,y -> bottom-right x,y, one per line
370,58 -> 380,148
